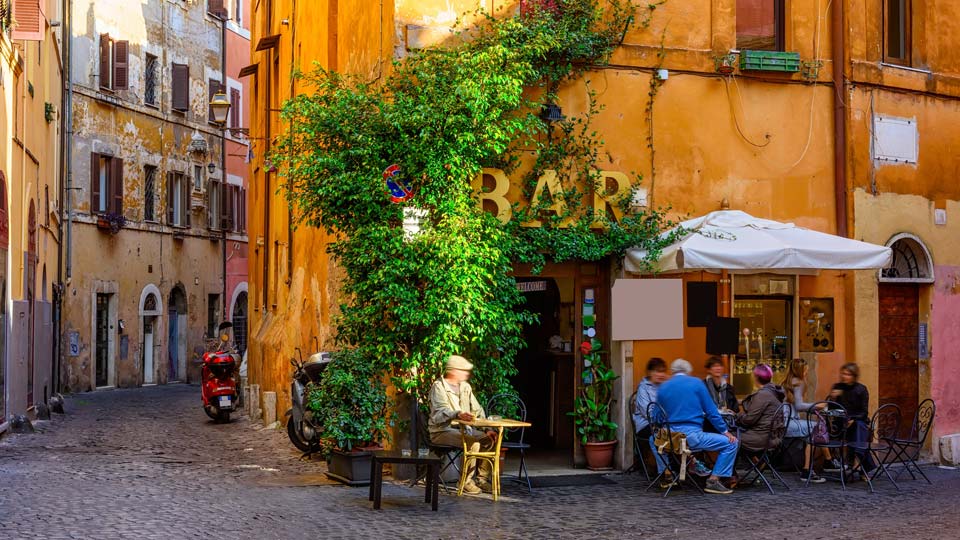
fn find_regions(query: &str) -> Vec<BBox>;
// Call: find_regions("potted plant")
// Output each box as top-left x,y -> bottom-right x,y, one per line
96,212 -> 127,234
569,342 -> 619,470
304,349 -> 392,486
713,52 -> 737,75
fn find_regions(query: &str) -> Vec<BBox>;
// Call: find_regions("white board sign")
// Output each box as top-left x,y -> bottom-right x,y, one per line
873,115 -> 918,163
611,278 -> 683,341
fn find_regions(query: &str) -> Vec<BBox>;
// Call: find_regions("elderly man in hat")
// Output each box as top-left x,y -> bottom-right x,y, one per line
653,358 -> 739,495
429,355 -> 497,494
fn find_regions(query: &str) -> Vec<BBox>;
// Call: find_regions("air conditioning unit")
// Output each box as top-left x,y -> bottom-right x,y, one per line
938,433 -> 960,465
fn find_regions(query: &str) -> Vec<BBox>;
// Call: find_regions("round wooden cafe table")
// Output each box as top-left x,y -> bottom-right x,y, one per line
452,417 -> 531,501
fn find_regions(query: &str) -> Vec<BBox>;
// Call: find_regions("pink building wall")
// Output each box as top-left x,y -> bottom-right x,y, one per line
224,11 -> 251,347
931,265 -> 960,443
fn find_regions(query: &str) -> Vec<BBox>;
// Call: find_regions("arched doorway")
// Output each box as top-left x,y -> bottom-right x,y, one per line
168,285 -> 188,382
27,201 -> 37,406
140,286 -> 163,385
0,171 -> 8,420
878,234 -> 934,433
231,291 -> 248,355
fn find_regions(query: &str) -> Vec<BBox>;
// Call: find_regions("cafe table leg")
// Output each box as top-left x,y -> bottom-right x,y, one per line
431,463 -> 440,511
368,456 -> 376,502
424,463 -> 432,503
373,461 -> 384,510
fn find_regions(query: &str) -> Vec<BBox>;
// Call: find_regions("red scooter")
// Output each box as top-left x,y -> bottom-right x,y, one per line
201,322 -> 240,423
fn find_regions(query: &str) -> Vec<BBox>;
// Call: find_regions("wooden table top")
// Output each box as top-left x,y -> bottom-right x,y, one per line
454,417 -> 531,428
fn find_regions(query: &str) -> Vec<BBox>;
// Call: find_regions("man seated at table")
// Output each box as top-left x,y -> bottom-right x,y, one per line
429,354 -> 497,495
654,358 -> 739,495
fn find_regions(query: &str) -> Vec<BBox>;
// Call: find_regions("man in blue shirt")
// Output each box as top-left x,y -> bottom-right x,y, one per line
653,358 -> 739,494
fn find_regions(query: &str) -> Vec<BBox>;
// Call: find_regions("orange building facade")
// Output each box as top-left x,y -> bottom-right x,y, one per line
248,1 -> 959,467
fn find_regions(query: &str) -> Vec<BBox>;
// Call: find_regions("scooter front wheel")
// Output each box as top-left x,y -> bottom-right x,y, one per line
287,416 -> 314,452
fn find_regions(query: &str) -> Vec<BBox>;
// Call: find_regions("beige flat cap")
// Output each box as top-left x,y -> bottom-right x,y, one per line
446,355 -> 474,371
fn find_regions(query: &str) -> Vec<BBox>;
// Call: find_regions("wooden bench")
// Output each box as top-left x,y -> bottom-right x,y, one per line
368,450 -> 441,511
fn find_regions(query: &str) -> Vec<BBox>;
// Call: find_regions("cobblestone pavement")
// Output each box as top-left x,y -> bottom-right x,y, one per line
2,384 -> 959,540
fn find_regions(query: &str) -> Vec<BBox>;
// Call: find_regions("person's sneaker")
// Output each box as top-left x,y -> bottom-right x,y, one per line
460,480 -> 481,494
802,470 -> 827,484
692,460 -> 712,477
824,459 -> 843,472
704,479 -> 733,495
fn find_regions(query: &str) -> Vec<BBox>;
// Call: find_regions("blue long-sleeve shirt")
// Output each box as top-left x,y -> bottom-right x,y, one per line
655,373 -> 728,433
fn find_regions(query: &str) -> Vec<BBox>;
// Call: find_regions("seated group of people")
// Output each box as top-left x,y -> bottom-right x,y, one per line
634,355 -> 872,494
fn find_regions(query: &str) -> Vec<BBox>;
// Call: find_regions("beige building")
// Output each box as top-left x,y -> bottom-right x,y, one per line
1,0 -> 64,430
60,0 -> 241,392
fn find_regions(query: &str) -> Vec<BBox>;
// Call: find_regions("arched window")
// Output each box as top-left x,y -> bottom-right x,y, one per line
880,234 -> 934,283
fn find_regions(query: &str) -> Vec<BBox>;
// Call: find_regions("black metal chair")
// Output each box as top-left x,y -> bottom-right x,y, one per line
645,402 -> 704,497
776,403 -> 806,474
804,401 -> 849,489
848,403 -> 901,492
625,391 -> 652,481
883,398 -> 936,484
414,407 -> 463,492
736,403 -> 790,494
486,393 -> 532,493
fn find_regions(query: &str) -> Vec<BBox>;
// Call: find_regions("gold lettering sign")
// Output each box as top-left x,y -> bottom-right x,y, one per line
474,168 -> 632,228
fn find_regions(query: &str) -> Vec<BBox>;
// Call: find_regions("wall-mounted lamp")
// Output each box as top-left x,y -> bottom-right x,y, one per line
207,162 -> 217,175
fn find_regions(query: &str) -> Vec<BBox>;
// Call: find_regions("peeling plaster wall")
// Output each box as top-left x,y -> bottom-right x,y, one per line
62,0 -> 227,392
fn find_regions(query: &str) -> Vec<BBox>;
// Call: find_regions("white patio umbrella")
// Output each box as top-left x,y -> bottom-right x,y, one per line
625,210 -> 892,274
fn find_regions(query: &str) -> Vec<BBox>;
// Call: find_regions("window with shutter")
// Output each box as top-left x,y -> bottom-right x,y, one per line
113,41 -> 129,90
182,175 -> 192,227
11,0 -> 43,41
99,34 -> 112,89
220,182 -> 230,230
209,0 -> 226,18
172,63 -> 190,112
207,179 -> 218,230
229,87 -> 241,129
144,166 -> 157,221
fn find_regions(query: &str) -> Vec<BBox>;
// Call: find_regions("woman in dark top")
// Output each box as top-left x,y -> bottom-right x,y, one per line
829,362 -> 872,475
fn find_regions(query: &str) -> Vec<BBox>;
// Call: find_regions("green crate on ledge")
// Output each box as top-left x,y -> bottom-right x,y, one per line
739,50 -> 801,72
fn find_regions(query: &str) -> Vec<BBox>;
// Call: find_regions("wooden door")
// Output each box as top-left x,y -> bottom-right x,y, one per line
878,284 -> 920,435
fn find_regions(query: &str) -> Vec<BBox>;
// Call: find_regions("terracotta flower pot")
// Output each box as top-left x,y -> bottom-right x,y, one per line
583,440 -> 617,470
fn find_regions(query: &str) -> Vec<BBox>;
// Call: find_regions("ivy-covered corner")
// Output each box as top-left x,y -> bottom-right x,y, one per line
272,0 -> 674,433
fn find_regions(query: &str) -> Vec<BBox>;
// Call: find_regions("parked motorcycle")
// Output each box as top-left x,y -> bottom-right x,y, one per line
201,322 -> 241,424
285,350 -> 332,452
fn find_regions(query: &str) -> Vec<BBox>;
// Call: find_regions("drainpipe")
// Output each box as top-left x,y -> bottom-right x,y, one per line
55,0 -> 73,394
221,13 -> 228,324
831,0 -> 848,237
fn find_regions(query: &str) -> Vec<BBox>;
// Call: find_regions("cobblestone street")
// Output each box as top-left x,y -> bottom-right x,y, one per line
1,385 -> 958,540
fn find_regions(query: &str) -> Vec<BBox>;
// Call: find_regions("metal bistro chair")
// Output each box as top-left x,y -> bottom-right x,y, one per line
625,391 -> 652,481
645,402 -> 704,497
804,401 -> 849,489
884,398 -> 936,484
414,407 -> 463,492
486,393 -> 532,493
848,403 -> 901,493
737,403 -> 790,494
776,403 -> 807,474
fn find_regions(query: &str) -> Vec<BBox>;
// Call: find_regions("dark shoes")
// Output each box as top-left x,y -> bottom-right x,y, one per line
802,470 -> 827,484
704,479 -> 733,495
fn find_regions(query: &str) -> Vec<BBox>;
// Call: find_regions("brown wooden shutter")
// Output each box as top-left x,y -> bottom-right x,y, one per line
90,152 -> 101,213
113,40 -> 129,89
220,182 -> 230,230
208,79 -> 217,122
166,172 -> 175,224
99,34 -> 111,89
183,176 -> 192,228
111,158 -> 124,214
229,88 -> 240,129
11,0 -> 43,41
209,0 -> 225,18
241,188 -> 247,232
172,63 -> 189,111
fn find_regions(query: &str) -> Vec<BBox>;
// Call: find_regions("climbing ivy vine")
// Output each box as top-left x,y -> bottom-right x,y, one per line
274,0 -> 674,407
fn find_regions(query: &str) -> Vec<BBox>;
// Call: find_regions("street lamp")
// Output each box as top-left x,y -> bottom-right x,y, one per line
209,92 -> 231,328
210,92 -> 231,126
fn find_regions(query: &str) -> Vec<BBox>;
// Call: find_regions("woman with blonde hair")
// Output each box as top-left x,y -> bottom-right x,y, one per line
781,358 -> 827,483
